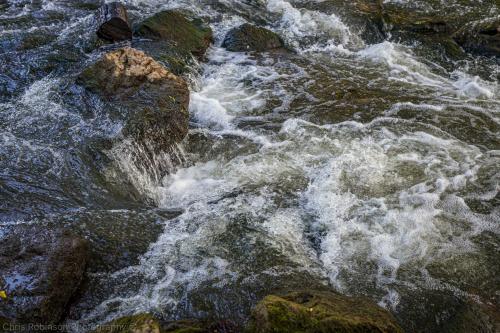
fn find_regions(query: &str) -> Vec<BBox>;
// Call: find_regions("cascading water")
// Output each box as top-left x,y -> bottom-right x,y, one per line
0,0 -> 499,332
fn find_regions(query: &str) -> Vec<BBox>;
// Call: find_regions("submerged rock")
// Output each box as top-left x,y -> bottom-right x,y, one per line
77,47 -> 189,152
135,10 -> 213,60
96,2 -> 132,42
246,290 -> 403,333
0,226 -> 88,324
454,18 -> 500,57
222,24 -> 284,52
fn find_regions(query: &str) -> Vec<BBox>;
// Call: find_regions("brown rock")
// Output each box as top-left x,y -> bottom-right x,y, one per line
0,226 -> 89,324
246,290 -> 403,333
454,18 -> 500,57
96,2 -> 132,42
78,47 -> 190,152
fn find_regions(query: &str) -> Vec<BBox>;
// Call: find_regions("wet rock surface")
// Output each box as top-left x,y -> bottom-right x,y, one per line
0,1 -> 499,332
135,10 -> 213,60
222,23 -> 284,52
246,290 -> 403,333
0,225 -> 88,324
440,299 -> 500,333
96,2 -> 132,42
454,18 -> 500,57
77,47 -> 189,153
339,0 -> 500,58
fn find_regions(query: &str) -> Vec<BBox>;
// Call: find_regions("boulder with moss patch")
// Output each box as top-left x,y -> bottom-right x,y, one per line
135,10 -> 213,60
222,23 -> 284,52
246,290 -> 403,333
77,47 -> 189,153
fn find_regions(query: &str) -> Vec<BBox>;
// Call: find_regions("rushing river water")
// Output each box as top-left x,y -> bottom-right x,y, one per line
0,0 -> 499,332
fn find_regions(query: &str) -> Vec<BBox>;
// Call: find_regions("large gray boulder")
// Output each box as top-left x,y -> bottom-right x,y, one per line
77,47 -> 190,153
0,226 -> 88,324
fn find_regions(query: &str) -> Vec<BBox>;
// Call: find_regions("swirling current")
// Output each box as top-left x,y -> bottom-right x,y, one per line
0,0 -> 499,332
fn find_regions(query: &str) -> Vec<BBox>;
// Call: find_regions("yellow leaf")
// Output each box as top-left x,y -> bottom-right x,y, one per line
0,291 -> 6,299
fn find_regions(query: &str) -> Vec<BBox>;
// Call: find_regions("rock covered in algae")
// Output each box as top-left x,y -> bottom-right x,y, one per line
246,290 -> 403,333
135,10 -> 213,60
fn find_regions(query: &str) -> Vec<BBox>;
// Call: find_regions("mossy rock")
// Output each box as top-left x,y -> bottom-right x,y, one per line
92,314 -> 161,333
135,11 -> 213,60
246,291 -> 403,333
222,24 -> 284,52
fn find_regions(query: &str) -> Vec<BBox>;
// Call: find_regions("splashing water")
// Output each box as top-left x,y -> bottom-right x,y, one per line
1,0 -> 499,331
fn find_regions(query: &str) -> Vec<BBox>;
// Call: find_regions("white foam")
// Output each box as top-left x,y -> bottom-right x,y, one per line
452,73 -> 495,99
266,0 -> 362,50
61,0 -> 500,327
189,48 -> 268,131
357,41 -> 499,100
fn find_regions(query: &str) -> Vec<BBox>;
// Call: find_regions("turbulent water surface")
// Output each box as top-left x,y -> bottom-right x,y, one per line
0,0 -> 499,332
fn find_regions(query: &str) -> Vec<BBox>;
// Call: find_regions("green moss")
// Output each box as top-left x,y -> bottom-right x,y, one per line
160,55 -> 189,76
246,291 -> 404,333
135,11 -> 212,59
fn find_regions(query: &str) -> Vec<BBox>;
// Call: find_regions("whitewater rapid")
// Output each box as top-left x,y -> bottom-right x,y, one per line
0,0 -> 498,331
